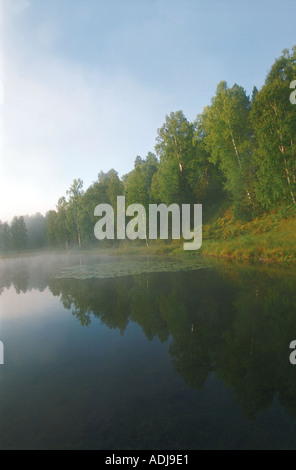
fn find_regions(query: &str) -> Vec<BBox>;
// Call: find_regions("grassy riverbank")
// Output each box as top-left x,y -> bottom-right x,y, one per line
199,209 -> 296,266
105,209 -> 296,267
1,209 -> 296,267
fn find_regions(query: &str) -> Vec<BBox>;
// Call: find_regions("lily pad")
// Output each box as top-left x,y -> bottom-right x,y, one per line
53,257 -> 210,280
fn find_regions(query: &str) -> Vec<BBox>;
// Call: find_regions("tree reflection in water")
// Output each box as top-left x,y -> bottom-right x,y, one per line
47,263 -> 296,422
2,254 -> 296,422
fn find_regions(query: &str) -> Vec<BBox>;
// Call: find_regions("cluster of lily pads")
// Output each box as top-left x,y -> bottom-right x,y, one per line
53,257 -> 210,280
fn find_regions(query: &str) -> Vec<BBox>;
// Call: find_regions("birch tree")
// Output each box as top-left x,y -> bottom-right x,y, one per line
155,111 -> 197,205
251,47 -> 296,208
202,81 -> 254,217
67,179 -> 84,247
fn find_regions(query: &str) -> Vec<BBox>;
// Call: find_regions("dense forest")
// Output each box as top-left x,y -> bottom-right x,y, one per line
1,47 -> 296,253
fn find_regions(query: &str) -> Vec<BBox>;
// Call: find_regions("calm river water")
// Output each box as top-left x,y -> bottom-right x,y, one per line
1,253 -> 296,450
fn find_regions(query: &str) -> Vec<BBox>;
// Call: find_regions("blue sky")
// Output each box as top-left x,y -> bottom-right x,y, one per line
1,0 -> 296,221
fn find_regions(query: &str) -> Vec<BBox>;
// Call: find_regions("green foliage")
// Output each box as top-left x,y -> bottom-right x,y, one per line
201,81 -> 255,219
98,169 -> 124,208
251,47 -> 296,209
154,111 -> 198,205
10,216 -> 27,251
24,213 -> 47,249
66,178 -> 84,247
46,210 -> 59,246
0,221 -> 11,252
124,153 -> 158,207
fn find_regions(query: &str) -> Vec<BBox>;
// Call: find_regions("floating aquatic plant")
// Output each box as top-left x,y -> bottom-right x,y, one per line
53,257 -> 210,280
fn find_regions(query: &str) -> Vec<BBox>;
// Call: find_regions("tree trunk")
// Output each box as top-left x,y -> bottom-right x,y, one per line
76,220 -> 82,247
279,140 -> 296,205
230,129 -> 252,201
78,230 -> 82,248
230,130 -> 242,167
284,158 -> 296,205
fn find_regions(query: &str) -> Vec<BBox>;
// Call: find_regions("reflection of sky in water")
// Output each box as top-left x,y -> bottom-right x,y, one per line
0,285 -> 179,449
1,254 -> 296,449
1,288 -> 55,320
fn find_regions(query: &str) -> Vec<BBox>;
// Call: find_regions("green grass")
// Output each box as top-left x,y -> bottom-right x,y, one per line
200,209 -> 296,266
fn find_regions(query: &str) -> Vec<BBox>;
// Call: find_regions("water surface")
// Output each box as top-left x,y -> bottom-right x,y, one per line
1,253 -> 296,450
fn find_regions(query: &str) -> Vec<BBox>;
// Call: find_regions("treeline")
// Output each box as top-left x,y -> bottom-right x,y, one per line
1,47 -> 296,252
0,214 -> 47,253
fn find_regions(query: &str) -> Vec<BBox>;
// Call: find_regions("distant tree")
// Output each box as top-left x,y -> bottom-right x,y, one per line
96,170 -> 125,240
10,216 -> 27,251
97,169 -> 124,207
134,155 -> 144,167
47,198 -> 72,249
123,153 -> 159,245
141,152 -> 159,186
80,181 -> 108,244
46,210 -> 58,246
67,179 -> 84,247
125,166 -> 149,208
251,86 -> 259,103
124,153 -> 158,205
24,213 -> 47,249
0,221 -> 11,252
56,197 -> 72,249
